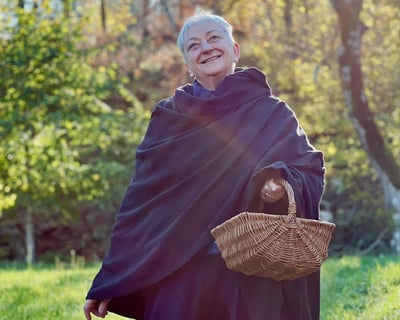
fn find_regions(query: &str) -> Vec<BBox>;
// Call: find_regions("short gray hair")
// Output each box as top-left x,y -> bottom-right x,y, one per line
177,10 -> 235,62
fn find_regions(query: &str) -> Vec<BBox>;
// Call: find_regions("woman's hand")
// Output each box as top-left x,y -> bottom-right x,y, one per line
83,298 -> 111,320
260,178 -> 285,203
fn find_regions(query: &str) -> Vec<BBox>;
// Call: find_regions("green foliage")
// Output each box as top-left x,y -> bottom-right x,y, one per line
322,157 -> 395,255
361,0 -> 400,165
1,0 -> 399,260
0,5 -> 148,238
217,0 -> 399,254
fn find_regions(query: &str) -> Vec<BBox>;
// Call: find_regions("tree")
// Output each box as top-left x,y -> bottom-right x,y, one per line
207,0 -> 395,253
76,0 -> 399,255
0,4 -> 148,264
100,0 -> 107,32
2,0 -> 398,261
330,0 -> 400,251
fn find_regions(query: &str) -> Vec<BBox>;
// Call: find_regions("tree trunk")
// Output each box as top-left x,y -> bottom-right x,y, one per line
140,0 -> 150,37
100,0 -> 107,33
160,0 -> 178,34
331,0 -> 400,252
284,0 -> 293,31
25,209 -> 35,266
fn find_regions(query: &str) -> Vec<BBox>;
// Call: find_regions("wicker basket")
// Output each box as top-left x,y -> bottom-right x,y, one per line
210,180 -> 335,281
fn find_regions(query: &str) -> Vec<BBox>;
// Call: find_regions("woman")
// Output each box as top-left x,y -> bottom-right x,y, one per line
84,11 -> 325,320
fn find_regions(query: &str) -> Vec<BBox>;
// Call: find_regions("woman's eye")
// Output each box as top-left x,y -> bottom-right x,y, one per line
188,43 -> 199,51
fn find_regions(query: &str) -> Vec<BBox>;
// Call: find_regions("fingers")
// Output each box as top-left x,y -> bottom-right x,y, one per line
84,299 -> 111,320
260,178 -> 285,203
83,299 -> 96,320
98,299 -> 112,317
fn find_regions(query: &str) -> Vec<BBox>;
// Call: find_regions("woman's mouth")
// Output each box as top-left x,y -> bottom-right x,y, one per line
201,54 -> 222,64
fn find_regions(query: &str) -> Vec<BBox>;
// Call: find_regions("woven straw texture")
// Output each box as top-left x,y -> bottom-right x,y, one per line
211,180 -> 336,281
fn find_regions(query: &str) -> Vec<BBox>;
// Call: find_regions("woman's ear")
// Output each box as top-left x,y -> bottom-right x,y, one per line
234,42 -> 240,62
184,64 -> 194,77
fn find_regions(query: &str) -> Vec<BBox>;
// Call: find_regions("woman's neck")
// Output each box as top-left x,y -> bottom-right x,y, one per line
196,75 -> 224,91
196,66 -> 236,91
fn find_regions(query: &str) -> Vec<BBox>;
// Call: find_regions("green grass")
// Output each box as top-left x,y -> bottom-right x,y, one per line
321,255 -> 400,320
0,262 -> 129,320
1,256 -> 399,320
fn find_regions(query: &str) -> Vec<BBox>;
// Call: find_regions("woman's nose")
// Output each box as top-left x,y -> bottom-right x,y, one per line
200,40 -> 214,53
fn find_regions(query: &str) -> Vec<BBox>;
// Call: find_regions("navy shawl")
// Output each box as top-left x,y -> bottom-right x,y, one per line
87,68 -> 325,313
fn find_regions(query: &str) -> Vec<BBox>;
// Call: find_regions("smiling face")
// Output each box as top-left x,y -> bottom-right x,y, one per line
183,20 -> 240,90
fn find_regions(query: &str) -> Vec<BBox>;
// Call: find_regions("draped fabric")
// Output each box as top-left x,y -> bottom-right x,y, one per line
86,68 -> 325,319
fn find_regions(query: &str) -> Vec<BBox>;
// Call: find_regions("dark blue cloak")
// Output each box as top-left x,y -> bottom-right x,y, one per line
86,68 -> 325,319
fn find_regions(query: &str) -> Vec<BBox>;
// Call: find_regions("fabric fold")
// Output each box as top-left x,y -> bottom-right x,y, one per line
86,68 -> 324,319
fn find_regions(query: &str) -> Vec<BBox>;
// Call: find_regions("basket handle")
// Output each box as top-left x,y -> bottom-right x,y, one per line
258,179 -> 297,223
280,180 -> 297,223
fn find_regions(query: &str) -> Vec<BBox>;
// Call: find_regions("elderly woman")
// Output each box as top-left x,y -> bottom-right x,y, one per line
84,11 -> 325,320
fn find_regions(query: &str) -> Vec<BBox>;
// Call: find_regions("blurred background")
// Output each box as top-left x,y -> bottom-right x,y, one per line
0,0 -> 399,266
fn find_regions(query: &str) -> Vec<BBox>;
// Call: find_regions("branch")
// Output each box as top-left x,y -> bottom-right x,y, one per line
331,0 -> 400,188
360,227 -> 388,255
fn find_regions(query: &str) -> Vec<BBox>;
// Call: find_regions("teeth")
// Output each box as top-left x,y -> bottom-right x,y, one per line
204,56 -> 219,63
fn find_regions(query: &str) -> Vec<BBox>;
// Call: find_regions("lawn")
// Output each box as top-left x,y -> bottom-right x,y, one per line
1,255 -> 399,320
320,255 -> 400,319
